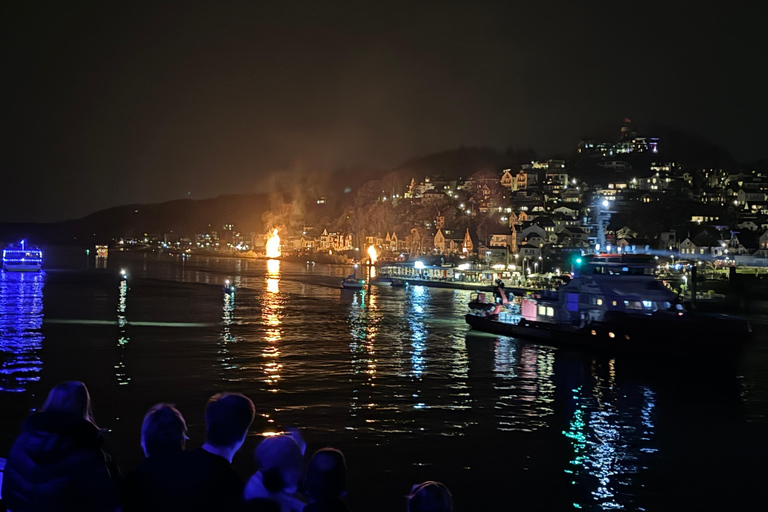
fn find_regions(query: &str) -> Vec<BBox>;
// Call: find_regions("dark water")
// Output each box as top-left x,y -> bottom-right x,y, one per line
2,253 -> 767,511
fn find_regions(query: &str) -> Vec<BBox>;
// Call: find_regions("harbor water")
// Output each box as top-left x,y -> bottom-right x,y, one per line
1,252 -> 767,511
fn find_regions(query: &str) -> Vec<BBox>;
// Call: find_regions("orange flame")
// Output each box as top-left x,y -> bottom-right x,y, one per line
266,229 -> 281,259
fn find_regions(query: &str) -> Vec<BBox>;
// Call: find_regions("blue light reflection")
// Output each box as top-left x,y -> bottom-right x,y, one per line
0,272 -> 44,393
563,365 -> 658,511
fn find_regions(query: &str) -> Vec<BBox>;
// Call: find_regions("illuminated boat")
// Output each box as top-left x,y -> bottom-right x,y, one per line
2,240 -> 43,272
466,254 -> 751,357
341,277 -> 366,289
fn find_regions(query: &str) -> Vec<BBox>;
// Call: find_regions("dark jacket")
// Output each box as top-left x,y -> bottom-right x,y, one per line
1,411 -> 120,512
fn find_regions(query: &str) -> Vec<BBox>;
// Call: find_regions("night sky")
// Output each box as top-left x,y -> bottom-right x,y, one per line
2,1 -> 765,222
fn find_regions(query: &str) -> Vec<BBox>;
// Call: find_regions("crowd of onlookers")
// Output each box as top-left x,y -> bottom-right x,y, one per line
0,381 -> 453,512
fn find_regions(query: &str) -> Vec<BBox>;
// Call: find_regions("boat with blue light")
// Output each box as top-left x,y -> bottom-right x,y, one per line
465,254 -> 751,357
2,240 -> 43,272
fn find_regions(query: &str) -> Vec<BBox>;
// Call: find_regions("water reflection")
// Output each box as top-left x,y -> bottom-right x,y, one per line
0,272 -> 44,393
408,288 -> 428,381
562,359 -> 658,510
114,278 -> 130,385
262,259 -> 283,391
493,338 -> 556,431
219,286 -> 238,374
348,287 -> 381,416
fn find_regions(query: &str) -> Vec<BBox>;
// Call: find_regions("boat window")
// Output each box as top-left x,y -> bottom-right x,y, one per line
596,298 -> 603,305
546,306 -> 554,316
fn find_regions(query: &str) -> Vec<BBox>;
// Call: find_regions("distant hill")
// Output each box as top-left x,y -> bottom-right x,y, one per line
0,146 -> 526,247
2,133 -> 747,248
0,193 -> 272,246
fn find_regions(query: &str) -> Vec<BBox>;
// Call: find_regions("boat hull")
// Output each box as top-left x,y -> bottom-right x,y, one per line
465,311 -> 751,358
3,264 -> 42,272
341,279 -> 365,289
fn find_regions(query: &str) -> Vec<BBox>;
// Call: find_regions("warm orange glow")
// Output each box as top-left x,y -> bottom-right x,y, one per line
266,229 -> 281,258
367,245 -> 378,264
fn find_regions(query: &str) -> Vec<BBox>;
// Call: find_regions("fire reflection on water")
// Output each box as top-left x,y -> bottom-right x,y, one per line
349,287 -> 381,415
262,259 -> 283,392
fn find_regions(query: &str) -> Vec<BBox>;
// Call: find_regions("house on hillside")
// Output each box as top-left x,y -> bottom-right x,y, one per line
434,229 -> 463,254
385,231 -> 408,252
679,230 -> 721,256
500,169 -> 516,191
519,224 -> 547,244
615,226 -> 638,240
435,209 -> 446,229
518,243 -> 541,259
422,189 -> 447,205
489,233 -> 510,248
553,205 -> 579,217
616,237 -> 650,253
318,229 -> 353,251
462,228 -> 474,254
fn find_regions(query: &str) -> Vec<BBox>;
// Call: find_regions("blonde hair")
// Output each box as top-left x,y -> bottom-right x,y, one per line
41,381 -> 95,424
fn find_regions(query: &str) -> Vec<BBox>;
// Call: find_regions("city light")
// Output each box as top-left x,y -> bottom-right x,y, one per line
367,245 -> 378,264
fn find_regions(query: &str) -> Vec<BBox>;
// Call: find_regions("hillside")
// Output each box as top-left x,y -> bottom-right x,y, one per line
0,193 -> 272,246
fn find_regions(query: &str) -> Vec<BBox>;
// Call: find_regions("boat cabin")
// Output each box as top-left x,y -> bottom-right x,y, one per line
522,254 -> 678,325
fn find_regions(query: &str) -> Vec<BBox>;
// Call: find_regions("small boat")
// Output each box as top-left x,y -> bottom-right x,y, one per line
390,278 -> 406,288
341,269 -> 366,289
466,254 -> 751,358
2,240 -> 43,272
342,277 -> 366,289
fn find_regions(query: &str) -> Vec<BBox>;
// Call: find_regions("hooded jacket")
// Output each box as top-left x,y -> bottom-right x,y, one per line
1,411 -> 120,512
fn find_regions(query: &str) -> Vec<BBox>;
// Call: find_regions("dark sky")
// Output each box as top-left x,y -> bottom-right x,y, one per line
2,1 -> 765,222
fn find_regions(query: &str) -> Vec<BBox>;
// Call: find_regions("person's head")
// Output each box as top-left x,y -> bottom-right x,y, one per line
205,392 -> 255,450
41,381 -> 94,423
407,481 -> 453,512
141,403 -> 188,458
254,435 -> 304,494
304,447 -> 347,503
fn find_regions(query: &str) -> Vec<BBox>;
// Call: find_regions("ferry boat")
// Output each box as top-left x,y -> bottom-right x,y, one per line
2,240 -> 43,272
465,254 -> 751,357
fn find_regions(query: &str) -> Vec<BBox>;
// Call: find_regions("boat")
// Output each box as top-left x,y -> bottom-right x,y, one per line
2,240 -> 43,272
341,270 -> 366,289
390,278 -> 406,288
465,254 -> 751,357
342,277 -> 366,289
